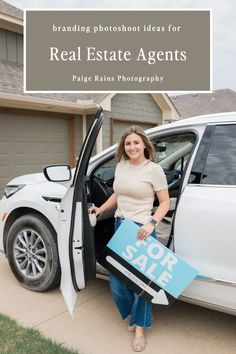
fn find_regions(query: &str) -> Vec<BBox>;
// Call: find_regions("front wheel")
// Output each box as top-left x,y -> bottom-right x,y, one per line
6,214 -> 60,292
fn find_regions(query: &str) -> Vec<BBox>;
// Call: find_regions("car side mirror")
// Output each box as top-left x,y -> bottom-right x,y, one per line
43,165 -> 72,182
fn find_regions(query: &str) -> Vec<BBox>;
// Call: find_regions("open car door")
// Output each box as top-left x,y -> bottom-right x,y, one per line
57,108 -> 104,315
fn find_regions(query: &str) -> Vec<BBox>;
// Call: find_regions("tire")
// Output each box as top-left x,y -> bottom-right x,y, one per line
6,214 -> 60,292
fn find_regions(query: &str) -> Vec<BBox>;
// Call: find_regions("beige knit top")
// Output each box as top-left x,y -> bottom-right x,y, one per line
113,159 -> 168,224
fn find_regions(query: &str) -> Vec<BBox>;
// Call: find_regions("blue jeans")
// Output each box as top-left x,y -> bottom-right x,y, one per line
109,217 -> 156,328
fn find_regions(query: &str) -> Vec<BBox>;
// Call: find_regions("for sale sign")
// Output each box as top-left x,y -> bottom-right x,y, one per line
100,219 -> 198,307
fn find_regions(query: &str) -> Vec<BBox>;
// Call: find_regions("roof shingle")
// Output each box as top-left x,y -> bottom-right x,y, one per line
170,90 -> 236,118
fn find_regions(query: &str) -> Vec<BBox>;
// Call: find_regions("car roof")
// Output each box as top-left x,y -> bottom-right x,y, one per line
146,111 -> 236,134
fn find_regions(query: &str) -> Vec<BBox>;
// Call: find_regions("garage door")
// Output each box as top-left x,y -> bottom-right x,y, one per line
112,119 -> 156,144
0,112 -> 70,196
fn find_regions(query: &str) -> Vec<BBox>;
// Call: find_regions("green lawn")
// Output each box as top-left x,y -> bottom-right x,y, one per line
0,314 -> 79,354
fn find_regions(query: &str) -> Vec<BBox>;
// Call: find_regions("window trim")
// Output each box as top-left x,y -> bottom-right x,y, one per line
188,125 -> 214,185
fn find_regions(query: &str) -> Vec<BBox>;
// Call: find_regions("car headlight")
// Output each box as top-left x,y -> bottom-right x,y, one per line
4,185 -> 25,198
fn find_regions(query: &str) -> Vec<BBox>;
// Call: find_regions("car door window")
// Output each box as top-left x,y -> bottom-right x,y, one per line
201,125 -> 236,185
94,158 -> 116,183
174,154 -> 190,171
154,134 -> 195,195
155,136 -> 193,164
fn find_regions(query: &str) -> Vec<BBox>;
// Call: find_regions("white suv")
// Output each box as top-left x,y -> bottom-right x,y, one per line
0,109 -> 236,315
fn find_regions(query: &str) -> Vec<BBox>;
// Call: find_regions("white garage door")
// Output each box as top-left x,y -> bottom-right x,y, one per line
112,120 -> 156,144
0,112 -> 70,196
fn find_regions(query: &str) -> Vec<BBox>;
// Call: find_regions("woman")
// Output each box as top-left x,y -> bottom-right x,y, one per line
89,126 -> 170,352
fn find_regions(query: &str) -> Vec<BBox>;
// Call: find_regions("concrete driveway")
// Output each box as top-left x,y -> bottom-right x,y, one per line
0,252 -> 236,354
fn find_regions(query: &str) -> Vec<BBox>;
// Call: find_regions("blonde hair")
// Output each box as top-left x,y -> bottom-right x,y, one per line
115,126 -> 156,162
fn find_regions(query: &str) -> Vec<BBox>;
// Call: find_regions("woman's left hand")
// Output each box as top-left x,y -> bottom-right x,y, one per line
137,223 -> 155,240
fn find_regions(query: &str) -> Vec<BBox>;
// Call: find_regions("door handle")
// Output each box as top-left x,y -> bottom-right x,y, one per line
89,213 -> 97,227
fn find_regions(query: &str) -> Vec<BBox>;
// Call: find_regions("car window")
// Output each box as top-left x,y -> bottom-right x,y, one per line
154,135 -> 195,169
174,154 -> 190,171
201,124 -> 236,185
94,158 -> 116,181
152,134 -> 195,197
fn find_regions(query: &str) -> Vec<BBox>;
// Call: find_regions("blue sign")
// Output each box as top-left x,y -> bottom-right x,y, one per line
106,219 -> 198,301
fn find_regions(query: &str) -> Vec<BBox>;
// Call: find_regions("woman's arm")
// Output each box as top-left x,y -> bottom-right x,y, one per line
138,189 -> 170,240
152,189 -> 170,224
88,192 -> 117,216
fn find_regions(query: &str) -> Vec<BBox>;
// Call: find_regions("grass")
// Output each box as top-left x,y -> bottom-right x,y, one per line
0,313 -> 79,354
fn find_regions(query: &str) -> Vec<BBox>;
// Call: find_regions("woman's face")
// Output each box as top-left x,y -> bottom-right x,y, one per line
124,133 -> 146,162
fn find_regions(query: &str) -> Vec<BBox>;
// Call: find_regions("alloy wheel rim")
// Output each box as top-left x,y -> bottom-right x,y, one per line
13,228 -> 48,279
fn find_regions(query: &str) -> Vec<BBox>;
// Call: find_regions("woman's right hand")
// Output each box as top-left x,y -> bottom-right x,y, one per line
88,205 -> 103,216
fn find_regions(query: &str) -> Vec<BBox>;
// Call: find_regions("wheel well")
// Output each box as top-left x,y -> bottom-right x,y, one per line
3,208 -> 57,254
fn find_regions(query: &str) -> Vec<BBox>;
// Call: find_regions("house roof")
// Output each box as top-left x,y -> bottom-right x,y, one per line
0,59 -> 108,105
170,89 -> 236,118
0,0 -> 23,20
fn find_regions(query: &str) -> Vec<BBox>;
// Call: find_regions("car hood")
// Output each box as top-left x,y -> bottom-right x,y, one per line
7,173 -> 47,185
